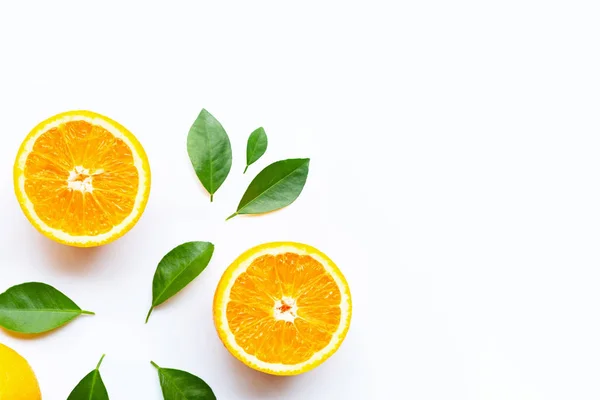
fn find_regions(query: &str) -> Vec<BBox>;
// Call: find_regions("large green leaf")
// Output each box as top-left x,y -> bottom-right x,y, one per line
227,158 -> 310,220
244,127 -> 268,174
146,242 -> 215,323
187,109 -> 232,202
151,361 -> 216,400
0,282 -> 94,334
67,355 -> 109,400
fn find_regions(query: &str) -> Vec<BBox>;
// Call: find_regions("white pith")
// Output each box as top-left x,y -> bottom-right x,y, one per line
216,245 -> 352,374
15,114 -> 149,244
67,166 -> 98,193
274,296 -> 298,323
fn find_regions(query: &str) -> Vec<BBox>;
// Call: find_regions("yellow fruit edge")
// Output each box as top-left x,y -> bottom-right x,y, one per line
213,241 -> 352,376
13,110 -> 151,247
0,343 -> 41,400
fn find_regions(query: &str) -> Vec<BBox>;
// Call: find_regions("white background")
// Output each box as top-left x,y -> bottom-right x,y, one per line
0,1 -> 599,399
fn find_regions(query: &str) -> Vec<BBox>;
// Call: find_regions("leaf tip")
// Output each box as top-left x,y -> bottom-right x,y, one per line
243,165 -> 248,174
225,212 -> 238,221
81,310 -> 95,316
302,158 -> 311,169
97,354 -> 106,369
150,360 -> 160,370
145,307 -> 154,324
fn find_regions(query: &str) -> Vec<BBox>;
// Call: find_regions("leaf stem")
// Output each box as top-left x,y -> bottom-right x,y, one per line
243,165 -> 248,174
97,354 -> 106,369
225,212 -> 238,221
145,307 -> 154,324
210,194 -> 214,202
81,310 -> 95,315
150,361 -> 160,370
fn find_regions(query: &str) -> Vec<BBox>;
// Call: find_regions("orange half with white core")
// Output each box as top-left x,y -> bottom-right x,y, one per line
13,110 -> 151,247
213,242 -> 352,375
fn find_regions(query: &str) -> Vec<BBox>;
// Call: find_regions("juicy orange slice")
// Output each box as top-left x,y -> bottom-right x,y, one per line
213,242 -> 352,375
14,110 -> 151,247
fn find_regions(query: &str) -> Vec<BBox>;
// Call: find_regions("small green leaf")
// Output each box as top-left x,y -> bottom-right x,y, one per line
0,282 -> 94,334
67,354 -> 109,400
244,127 -> 268,174
151,361 -> 216,400
146,242 -> 215,323
227,158 -> 310,220
187,109 -> 232,202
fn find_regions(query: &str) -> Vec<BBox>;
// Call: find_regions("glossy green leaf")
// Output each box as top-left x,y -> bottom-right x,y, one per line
151,361 -> 216,400
244,127 -> 268,174
187,109 -> 232,202
67,355 -> 109,400
146,242 -> 215,323
0,282 -> 94,334
227,158 -> 310,220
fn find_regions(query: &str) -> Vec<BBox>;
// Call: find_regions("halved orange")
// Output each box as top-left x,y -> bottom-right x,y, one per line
213,242 -> 352,375
14,110 -> 151,247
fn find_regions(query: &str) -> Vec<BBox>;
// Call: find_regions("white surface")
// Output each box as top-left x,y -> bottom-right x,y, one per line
0,1 -> 599,399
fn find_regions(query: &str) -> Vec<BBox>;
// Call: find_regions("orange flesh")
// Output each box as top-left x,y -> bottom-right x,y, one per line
23,120 -> 138,236
226,253 -> 342,365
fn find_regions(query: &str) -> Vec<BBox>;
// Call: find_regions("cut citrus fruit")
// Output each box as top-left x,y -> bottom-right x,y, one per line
213,242 -> 352,375
14,110 -> 151,247
0,342 -> 41,400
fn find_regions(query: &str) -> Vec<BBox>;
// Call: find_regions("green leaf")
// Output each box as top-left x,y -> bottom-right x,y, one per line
227,158 -> 310,220
0,282 -> 94,334
244,127 -> 268,174
67,354 -> 109,400
146,242 -> 215,323
187,109 -> 232,202
151,361 -> 216,400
